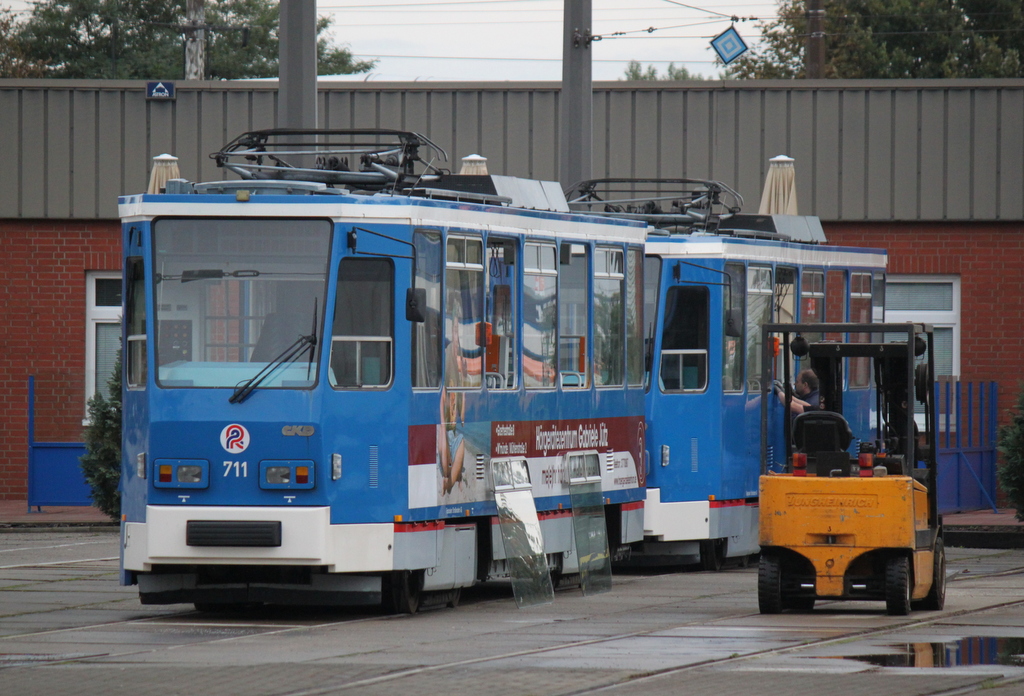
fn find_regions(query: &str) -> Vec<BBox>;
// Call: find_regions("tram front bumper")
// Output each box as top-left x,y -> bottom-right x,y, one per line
123,506 -> 395,573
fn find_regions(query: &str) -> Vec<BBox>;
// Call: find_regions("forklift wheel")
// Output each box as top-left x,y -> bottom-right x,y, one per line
758,551 -> 783,614
917,538 -> 946,611
885,555 -> 912,616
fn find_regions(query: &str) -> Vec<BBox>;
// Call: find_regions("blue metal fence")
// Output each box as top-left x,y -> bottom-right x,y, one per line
27,376 -> 91,511
935,380 -> 999,514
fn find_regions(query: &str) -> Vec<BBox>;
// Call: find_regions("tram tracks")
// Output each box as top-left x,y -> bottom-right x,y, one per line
273,571 -> 1024,696
4,558 -> 1024,694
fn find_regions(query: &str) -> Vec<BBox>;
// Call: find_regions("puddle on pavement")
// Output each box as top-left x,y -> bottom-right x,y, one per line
824,637 -> 1024,668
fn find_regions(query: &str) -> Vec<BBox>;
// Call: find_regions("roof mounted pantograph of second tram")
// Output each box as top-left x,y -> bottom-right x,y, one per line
565,178 -> 827,244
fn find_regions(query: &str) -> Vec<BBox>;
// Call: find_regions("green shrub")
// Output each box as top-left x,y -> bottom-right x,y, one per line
997,383 -> 1024,522
79,352 -> 122,521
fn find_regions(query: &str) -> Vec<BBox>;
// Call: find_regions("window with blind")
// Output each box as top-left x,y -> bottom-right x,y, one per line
884,276 -> 959,379
86,272 -> 122,407
884,276 -> 959,421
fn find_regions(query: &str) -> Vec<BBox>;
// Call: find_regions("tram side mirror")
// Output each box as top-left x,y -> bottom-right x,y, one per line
406,288 -> 426,323
724,308 -> 743,338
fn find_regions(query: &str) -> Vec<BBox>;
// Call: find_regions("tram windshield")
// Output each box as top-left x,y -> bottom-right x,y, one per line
151,218 -> 331,389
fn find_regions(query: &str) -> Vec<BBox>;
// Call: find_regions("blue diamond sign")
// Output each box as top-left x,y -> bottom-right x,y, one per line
711,25 -> 749,65
146,81 -> 176,100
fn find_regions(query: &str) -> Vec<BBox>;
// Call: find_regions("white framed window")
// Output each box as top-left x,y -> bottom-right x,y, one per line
86,271 -> 122,407
884,275 -> 960,378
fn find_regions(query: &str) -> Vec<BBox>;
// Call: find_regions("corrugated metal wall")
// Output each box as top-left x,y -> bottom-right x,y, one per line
2,78 -> 1022,221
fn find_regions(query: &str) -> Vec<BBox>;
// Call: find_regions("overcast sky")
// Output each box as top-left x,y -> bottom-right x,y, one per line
7,0 -> 778,81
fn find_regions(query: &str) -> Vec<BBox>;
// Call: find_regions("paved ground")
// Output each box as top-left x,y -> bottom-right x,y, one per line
1,527 -> 1024,696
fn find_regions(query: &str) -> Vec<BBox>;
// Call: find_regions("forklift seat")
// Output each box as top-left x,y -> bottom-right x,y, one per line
794,411 -> 854,455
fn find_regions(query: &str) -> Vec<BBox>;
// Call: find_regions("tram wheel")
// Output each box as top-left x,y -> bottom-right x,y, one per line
385,570 -> 424,614
885,555 -> 912,616
757,551 -> 783,614
447,587 -> 462,608
916,539 -> 946,611
700,538 -> 726,572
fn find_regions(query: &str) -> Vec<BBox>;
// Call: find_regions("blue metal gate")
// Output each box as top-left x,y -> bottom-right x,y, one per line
935,380 -> 999,514
27,376 -> 91,510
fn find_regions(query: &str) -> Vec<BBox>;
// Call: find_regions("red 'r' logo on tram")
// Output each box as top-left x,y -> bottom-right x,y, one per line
221,424 -> 250,453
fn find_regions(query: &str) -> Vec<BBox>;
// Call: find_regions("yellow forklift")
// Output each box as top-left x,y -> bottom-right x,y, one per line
757,322 -> 944,615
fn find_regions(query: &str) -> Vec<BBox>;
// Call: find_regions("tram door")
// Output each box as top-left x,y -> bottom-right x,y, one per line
649,271 -> 715,505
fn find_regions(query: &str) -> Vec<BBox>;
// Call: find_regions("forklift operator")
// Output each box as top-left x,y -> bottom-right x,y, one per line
777,369 -> 821,416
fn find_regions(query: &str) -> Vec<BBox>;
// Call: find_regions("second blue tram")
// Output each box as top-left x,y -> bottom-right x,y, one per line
118,131 -> 647,611
567,180 -> 886,568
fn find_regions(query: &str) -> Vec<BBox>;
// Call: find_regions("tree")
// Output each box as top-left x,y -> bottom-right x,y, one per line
728,0 -> 1024,79
80,351 -> 122,522
622,60 -> 704,81
0,6 -> 47,77
998,384 -> 1024,522
14,0 -> 375,79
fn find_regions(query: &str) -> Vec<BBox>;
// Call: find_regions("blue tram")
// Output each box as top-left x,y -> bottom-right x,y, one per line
118,131 -> 647,611
567,180 -> 887,568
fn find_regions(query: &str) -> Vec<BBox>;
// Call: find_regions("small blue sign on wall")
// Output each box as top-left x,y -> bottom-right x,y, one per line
147,81 -> 176,100
711,25 -> 749,65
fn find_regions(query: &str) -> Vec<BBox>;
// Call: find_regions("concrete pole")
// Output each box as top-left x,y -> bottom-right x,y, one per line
278,0 -> 318,130
559,0 -> 592,190
805,0 -> 825,79
184,0 -> 206,80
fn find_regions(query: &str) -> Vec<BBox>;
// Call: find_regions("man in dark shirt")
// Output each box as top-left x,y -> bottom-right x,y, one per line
777,368 -> 821,415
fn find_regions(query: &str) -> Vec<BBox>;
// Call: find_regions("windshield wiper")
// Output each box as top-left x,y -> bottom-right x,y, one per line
229,333 -> 316,404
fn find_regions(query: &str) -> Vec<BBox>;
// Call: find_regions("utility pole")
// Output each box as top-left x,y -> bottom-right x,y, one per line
805,0 -> 825,79
278,0 -> 318,130
184,0 -> 206,80
559,0 -> 592,190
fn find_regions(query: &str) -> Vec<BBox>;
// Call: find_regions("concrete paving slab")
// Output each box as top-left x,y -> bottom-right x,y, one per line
606,670 -> 991,696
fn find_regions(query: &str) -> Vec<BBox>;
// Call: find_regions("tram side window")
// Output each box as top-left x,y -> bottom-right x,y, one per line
849,272 -> 873,388
825,269 -> 847,341
523,241 -> 557,388
872,272 -> 886,322
626,247 -> 644,387
643,255 -> 662,390
486,238 -> 518,390
660,286 -> 708,392
775,266 -> 797,381
330,258 -> 393,388
126,257 -> 147,389
412,230 -> 443,388
722,262 -> 745,392
800,270 -> 825,323
594,247 -> 624,387
745,266 -> 773,393
558,243 -> 589,388
446,235 -> 484,390
799,270 -> 825,370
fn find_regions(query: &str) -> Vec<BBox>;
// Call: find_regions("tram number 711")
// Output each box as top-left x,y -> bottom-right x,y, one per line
223,461 -> 249,477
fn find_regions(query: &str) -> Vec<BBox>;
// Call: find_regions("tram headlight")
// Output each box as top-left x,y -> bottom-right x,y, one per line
266,466 -> 292,484
259,460 -> 316,490
332,453 -> 342,480
177,465 -> 203,484
661,445 -> 670,468
153,459 -> 209,489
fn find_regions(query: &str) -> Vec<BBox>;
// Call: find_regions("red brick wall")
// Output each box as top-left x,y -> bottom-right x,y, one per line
827,220 -> 1024,428
0,218 -> 1018,500
0,220 -> 121,499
